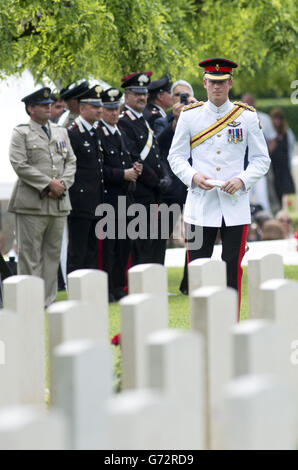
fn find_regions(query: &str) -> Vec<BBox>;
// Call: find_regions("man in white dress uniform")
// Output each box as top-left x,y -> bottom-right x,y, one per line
168,58 -> 270,318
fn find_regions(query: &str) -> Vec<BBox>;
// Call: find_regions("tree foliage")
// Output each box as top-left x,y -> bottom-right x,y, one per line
0,0 -> 297,95
191,0 -> 298,96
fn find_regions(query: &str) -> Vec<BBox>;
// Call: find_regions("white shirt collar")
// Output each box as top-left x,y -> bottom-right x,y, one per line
79,115 -> 98,132
125,105 -> 143,119
207,99 -> 232,115
154,104 -> 167,118
101,119 -> 121,135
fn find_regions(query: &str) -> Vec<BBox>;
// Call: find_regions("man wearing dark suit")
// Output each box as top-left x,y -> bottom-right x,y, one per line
118,72 -> 170,266
97,88 -> 142,301
67,85 -> 104,273
143,74 -> 172,130
59,81 -> 89,127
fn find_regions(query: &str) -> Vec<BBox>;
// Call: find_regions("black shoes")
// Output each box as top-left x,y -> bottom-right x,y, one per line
114,289 -> 127,301
179,287 -> 188,295
109,290 -> 127,303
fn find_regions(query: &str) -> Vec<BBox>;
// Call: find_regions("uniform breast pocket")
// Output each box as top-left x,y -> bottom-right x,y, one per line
26,144 -> 45,163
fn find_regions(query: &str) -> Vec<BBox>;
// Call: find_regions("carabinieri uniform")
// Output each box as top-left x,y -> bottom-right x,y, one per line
97,87 -> 136,301
119,72 -> 169,265
67,85 -> 104,274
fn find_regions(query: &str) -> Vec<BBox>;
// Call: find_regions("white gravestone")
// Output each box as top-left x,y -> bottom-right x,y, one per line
120,293 -> 168,390
0,406 -> 68,450
105,389 -> 179,450
128,264 -> 168,322
68,269 -> 109,343
247,254 -> 284,318
190,286 -> 237,450
188,259 -> 226,295
3,276 -> 46,405
51,339 -> 112,450
224,375 -> 295,450
231,319 -> 283,378
47,300 -> 106,395
259,278 -> 298,436
0,310 -> 20,406
146,329 -> 205,449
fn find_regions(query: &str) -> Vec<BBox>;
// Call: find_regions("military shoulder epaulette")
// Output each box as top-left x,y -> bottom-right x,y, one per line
16,124 -> 29,127
125,110 -> 137,121
182,101 -> 205,112
101,125 -> 109,137
67,121 -> 78,131
234,101 -> 256,112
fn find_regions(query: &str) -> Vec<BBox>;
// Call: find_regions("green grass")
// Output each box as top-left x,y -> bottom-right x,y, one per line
56,265 -> 298,335
54,265 -> 298,391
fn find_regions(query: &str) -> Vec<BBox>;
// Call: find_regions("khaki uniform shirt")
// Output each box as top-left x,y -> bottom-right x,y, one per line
8,118 -> 76,216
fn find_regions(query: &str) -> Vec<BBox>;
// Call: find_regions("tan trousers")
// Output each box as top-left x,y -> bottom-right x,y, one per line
16,214 -> 67,308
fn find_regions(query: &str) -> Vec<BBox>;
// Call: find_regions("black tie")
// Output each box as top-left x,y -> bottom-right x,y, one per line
42,125 -> 50,139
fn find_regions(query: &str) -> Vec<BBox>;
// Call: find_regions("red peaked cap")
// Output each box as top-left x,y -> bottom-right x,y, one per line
198,58 -> 238,80
121,72 -> 152,82
121,72 -> 153,92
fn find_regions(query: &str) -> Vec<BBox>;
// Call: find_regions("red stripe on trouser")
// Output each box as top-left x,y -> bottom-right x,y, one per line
97,221 -> 104,270
124,254 -> 131,295
236,224 -> 248,322
98,238 -> 103,270
186,224 -> 190,265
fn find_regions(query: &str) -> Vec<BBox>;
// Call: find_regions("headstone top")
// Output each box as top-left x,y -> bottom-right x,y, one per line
231,319 -> 272,334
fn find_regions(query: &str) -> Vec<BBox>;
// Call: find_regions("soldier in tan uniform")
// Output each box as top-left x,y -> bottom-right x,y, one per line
8,87 -> 76,307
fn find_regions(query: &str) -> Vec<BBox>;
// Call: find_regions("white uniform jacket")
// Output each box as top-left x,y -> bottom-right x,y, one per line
168,99 -> 270,227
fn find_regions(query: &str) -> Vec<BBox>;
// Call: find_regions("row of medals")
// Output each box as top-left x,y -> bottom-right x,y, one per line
216,116 -> 244,144
228,128 -> 243,143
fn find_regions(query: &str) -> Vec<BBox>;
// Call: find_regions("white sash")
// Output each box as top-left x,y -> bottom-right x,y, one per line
139,120 -> 153,161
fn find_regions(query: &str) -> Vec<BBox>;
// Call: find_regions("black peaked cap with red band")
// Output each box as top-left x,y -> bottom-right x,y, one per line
198,58 -> 238,81
121,72 -> 152,93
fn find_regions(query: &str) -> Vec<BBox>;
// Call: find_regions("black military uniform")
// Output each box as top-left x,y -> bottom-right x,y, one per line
97,88 -> 136,301
118,72 -> 170,266
67,85 -> 104,273
143,74 -> 171,130
59,81 -> 89,127
0,253 -> 13,308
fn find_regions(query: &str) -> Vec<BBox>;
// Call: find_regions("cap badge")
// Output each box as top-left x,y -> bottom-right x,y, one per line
95,85 -> 102,97
215,64 -> 220,71
44,90 -> 49,98
107,89 -> 119,102
138,74 -> 149,86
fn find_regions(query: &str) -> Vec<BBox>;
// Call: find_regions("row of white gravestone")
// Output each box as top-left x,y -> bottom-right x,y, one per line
0,256 -> 297,449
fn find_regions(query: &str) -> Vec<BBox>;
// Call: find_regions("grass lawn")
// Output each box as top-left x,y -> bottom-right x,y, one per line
55,265 -> 298,391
